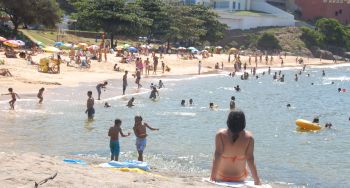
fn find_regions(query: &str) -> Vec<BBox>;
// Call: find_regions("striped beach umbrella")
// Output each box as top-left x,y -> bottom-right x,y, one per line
42,46 -> 61,53
3,40 -> 21,48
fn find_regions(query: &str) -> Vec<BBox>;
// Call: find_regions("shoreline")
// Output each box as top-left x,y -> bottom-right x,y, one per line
0,52 -> 348,96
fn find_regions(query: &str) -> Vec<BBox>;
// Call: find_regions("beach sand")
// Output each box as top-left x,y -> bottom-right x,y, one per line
0,152 -> 218,188
0,51 -> 343,187
0,52 -> 341,94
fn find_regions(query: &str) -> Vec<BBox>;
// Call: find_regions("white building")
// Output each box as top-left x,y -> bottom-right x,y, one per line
193,0 -> 295,30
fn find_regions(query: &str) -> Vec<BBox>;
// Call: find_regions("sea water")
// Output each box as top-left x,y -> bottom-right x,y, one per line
1,65 -> 350,187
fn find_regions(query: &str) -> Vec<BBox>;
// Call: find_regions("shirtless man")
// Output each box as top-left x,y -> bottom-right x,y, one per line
149,87 -> 159,100
85,91 -> 95,119
133,116 -> 159,161
108,119 -> 130,161
135,69 -> 142,89
122,71 -> 128,95
96,81 -> 108,100
2,88 -> 20,110
211,111 -> 261,185
37,87 -> 45,104
230,96 -> 235,110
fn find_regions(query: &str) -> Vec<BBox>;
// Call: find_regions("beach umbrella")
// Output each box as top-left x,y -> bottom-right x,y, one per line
178,47 -> 186,50
88,45 -> 99,50
204,46 -> 211,49
78,43 -> 88,49
0,36 -> 7,42
128,46 -> 138,53
15,40 -> 25,46
215,46 -> 223,49
123,44 -> 130,49
188,47 -> 197,51
3,40 -> 21,48
191,49 -> 199,54
54,41 -> 64,47
201,50 -> 208,53
42,46 -> 61,53
115,46 -> 123,51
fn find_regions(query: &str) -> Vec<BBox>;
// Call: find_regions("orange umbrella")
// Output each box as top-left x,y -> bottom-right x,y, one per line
3,40 -> 20,48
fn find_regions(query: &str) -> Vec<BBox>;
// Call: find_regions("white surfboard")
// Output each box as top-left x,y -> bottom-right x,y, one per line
203,178 -> 272,188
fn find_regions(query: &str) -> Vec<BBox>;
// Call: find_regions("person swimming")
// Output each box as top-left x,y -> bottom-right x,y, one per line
234,85 -> 241,92
127,97 -> 135,107
181,100 -> 185,106
287,104 -> 291,108
312,116 -> 320,124
189,99 -> 193,106
294,74 -> 298,82
325,123 -> 332,129
104,102 -> 111,108
338,88 -> 342,92
273,72 -> 277,80
149,87 -> 159,100
322,70 -> 326,76
279,75 -> 285,82
158,80 -> 164,89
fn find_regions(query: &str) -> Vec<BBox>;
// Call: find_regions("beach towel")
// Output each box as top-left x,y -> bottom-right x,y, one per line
63,159 -> 87,165
99,160 -> 150,171
203,178 -> 272,188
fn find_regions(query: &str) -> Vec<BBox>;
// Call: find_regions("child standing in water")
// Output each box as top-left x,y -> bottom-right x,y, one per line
2,88 -> 20,110
37,88 -> 45,104
133,116 -> 159,161
85,91 -> 95,119
108,119 -> 130,161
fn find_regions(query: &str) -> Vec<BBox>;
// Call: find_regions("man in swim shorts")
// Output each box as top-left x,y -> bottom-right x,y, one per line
96,81 -> 108,100
1,88 -> 20,110
108,119 -> 130,161
133,116 -> 159,161
85,91 -> 95,119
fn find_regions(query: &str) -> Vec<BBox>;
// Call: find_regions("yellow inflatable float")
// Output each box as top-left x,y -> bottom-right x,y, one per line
296,119 -> 321,131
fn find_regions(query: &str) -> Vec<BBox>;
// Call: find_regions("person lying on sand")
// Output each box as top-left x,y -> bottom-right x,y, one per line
108,119 -> 130,161
210,110 -> 261,185
0,68 -> 13,77
1,88 -> 20,110
133,116 -> 159,161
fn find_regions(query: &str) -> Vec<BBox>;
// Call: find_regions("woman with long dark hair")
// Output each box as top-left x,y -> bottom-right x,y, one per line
210,110 -> 261,185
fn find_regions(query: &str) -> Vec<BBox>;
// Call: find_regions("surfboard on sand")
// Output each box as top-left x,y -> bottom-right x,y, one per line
203,178 -> 272,188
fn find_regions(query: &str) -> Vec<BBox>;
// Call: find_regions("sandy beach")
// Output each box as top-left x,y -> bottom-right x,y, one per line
0,51 -> 346,188
0,52 -> 341,94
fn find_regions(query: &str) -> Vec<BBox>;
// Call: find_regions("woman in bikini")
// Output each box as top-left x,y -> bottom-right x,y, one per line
210,110 -> 261,185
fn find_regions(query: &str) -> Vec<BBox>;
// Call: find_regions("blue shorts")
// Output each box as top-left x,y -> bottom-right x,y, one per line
136,138 -> 147,152
110,140 -> 120,156
87,108 -> 95,118
96,86 -> 101,95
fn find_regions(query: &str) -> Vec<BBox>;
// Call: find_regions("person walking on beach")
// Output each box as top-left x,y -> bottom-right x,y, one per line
96,81 -> 108,100
153,56 -> 158,74
133,116 -> 159,161
122,71 -> 128,95
85,91 -> 95,119
108,119 -> 131,161
210,110 -> 261,185
37,87 -> 45,104
1,88 -> 20,110
161,61 -> 165,73
198,60 -> 202,75
135,69 -> 142,89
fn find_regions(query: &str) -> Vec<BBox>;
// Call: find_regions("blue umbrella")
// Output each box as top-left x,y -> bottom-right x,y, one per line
128,47 -> 138,53
54,41 -> 64,47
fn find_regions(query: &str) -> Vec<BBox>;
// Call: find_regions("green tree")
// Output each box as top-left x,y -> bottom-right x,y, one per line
300,27 -> 323,47
136,0 -> 170,39
189,5 -> 228,44
72,0 -> 151,47
257,32 -> 281,50
0,0 -> 61,35
315,18 -> 349,48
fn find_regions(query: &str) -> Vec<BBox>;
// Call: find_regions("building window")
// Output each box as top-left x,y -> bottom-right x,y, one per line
233,1 -> 236,9
214,1 -> 230,9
